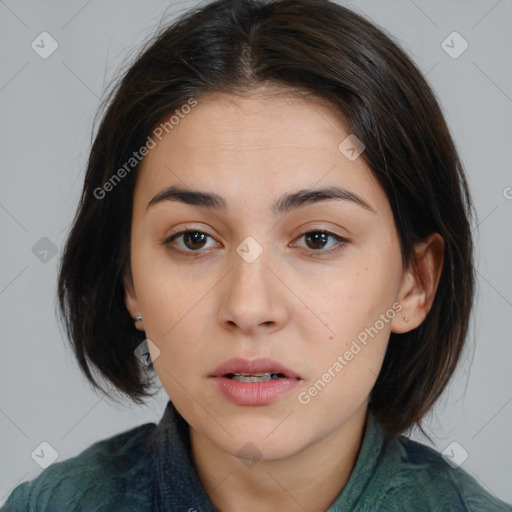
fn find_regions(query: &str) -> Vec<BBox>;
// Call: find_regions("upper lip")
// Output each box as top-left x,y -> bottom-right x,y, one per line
210,357 -> 301,379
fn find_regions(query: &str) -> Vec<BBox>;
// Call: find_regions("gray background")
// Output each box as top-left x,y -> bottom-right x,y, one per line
1,0 -> 511,505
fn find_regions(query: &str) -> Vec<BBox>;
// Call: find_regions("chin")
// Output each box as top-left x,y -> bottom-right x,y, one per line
227,418 -> 311,457
223,434 -> 304,464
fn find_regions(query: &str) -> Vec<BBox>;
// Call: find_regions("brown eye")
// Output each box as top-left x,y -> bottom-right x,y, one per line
180,231 -> 208,250
164,230 -> 219,255
304,231 -> 329,250
295,230 -> 348,253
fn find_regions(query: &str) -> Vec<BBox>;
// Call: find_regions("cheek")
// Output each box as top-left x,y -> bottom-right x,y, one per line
130,250 -> 214,395
296,322 -> 390,426
149,323 -> 207,411
292,256 -> 397,396
132,240 -> 216,334
294,260 -> 395,347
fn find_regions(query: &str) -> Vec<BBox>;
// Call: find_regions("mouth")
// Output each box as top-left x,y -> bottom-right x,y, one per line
210,357 -> 302,406
224,372 -> 287,382
210,357 -> 302,381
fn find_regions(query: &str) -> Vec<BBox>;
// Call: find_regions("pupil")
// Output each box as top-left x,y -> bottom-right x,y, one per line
307,231 -> 327,249
185,231 -> 206,250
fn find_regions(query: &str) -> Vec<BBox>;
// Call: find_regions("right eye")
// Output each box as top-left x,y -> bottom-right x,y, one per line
163,230 -> 221,256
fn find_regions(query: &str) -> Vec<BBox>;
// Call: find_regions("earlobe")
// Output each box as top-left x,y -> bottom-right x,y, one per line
123,275 -> 144,331
391,233 -> 444,334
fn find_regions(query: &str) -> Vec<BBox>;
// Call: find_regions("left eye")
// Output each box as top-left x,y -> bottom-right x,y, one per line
293,230 -> 346,252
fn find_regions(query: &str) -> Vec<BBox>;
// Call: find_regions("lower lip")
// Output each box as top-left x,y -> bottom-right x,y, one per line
211,376 -> 301,406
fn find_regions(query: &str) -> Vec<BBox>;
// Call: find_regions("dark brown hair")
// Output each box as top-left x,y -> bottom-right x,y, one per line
57,0 -> 475,441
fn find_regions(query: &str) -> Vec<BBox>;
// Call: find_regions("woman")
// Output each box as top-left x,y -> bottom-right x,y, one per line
3,0 -> 511,510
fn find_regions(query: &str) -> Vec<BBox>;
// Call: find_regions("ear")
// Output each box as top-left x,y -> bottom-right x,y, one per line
391,232 -> 444,334
123,272 -> 145,332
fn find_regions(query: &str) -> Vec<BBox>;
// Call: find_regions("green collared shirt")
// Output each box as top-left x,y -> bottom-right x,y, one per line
2,400 -> 511,511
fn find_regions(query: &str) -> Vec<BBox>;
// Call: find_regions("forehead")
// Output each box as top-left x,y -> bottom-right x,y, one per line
134,88 -> 389,218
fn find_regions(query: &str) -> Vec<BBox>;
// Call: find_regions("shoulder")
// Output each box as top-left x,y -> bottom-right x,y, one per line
377,434 -> 512,511
1,422 -> 158,512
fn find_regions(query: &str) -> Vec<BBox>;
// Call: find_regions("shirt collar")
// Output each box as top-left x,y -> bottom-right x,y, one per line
326,408 -> 394,510
153,400 -> 218,511
153,400 -> 392,511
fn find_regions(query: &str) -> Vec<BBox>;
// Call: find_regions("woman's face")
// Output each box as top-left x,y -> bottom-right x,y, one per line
124,87 -> 412,461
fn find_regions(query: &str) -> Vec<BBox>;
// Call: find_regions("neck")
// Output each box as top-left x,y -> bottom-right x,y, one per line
190,404 -> 368,512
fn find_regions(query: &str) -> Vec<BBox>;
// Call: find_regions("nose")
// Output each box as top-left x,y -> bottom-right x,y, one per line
218,242 -> 289,335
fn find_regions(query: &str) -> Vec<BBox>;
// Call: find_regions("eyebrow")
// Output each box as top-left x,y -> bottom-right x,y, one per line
146,184 -> 376,215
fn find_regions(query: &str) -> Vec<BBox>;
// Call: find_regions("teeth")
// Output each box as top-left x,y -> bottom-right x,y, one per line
228,372 -> 283,382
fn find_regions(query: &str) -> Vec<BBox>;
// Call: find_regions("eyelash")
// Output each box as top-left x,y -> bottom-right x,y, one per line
162,227 -> 349,258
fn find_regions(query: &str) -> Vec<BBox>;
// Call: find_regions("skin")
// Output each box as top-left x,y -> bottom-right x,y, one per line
124,85 -> 444,512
